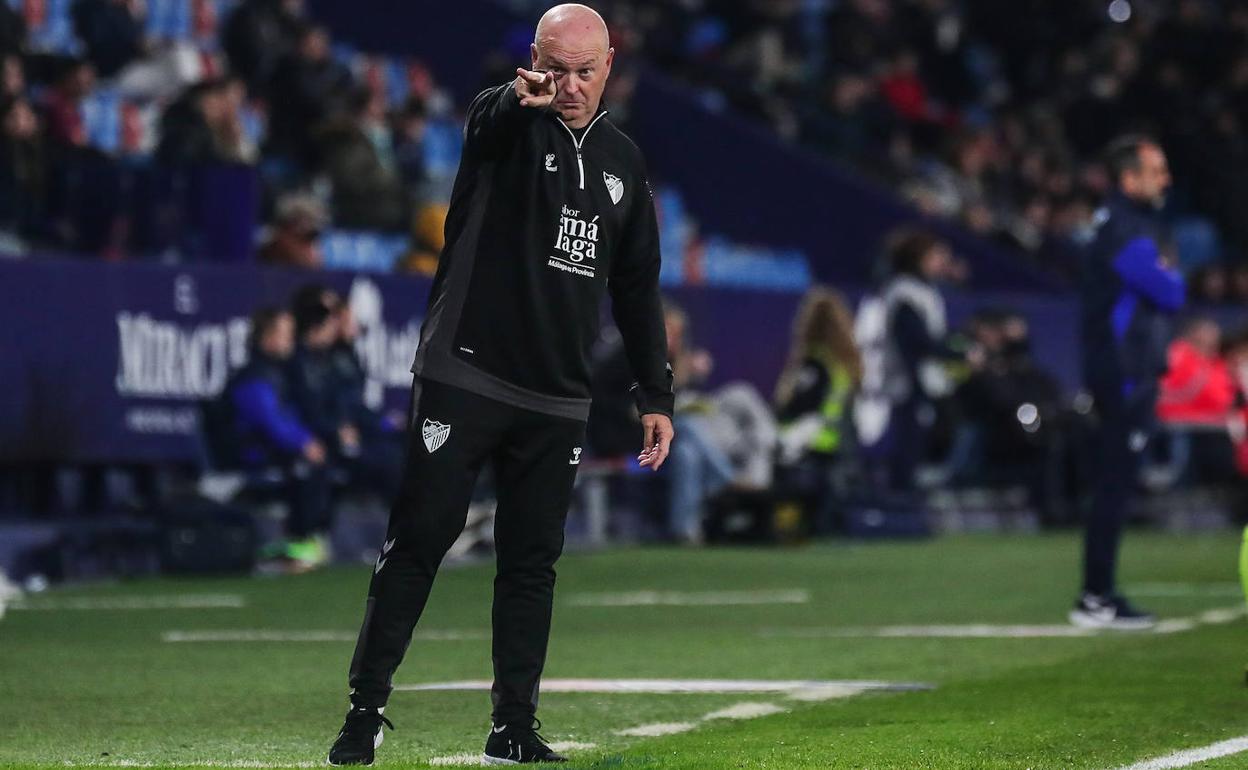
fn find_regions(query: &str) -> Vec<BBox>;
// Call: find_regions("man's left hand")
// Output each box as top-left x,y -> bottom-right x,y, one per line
638,413 -> 674,471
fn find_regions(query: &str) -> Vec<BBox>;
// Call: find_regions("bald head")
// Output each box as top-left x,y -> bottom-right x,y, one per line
531,3 -> 614,129
536,4 -> 609,50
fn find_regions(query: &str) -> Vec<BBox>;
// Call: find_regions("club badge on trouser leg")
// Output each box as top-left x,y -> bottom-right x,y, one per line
422,419 -> 451,454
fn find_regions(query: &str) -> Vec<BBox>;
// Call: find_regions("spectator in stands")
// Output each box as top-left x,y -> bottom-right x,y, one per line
40,59 -> 94,148
1191,264 -> 1229,305
1158,316 -> 1235,427
0,3 -> 25,59
854,228 -> 960,492
774,286 -> 862,534
221,306 -> 332,569
664,301 -> 777,543
663,302 -> 732,544
0,97 -> 46,249
314,88 -> 408,231
217,76 -> 259,164
257,194 -> 325,269
265,22 -> 353,164
71,0 -> 145,79
392,96 -> 428,197
1229,264 -> 1248,304
223,0 -> 305,97
803,70 -> 891,170
158,78 -> 256,166
1156,316 -> 1239,487
2,55 -> 23,102
156,80 -> 226,164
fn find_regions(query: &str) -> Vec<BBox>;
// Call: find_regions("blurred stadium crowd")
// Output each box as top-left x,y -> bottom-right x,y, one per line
5,0 -> 1248,294
0,0 -> 462,270
500,0 -> 1248,295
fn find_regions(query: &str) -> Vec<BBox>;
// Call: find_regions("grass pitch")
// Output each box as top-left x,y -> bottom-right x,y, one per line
2,532 -> 1247,769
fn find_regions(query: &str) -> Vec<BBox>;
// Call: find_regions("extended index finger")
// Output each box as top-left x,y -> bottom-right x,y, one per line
516,67 -> 548,86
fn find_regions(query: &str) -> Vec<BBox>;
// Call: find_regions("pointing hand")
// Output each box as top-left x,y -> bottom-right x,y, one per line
515,67 -> 557,109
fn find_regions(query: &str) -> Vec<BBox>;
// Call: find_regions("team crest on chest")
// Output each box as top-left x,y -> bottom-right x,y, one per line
603,171 -> 624,205
422,419 -> 451,453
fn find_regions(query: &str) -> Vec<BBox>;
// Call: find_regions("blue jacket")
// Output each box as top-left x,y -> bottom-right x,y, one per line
1080,193 -> 1185,400
225,353 -> 314,466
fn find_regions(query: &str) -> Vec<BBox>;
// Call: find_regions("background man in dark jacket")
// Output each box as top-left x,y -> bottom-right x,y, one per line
1073,135 -> 1184,630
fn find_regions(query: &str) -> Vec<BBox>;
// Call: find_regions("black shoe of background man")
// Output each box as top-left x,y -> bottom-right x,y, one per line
1069,592 -> 1156,630
483,718 -> 568,764
328,705 -> 394,766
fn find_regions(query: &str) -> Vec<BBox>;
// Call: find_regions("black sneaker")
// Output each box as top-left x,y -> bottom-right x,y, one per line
1069,592 -> 1156,630
327,706 -> 394,766
482,719 -> 567,765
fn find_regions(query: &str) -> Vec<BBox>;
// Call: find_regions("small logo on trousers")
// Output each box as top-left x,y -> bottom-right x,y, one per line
422,419 -> 451,453
375,538 -> 396,574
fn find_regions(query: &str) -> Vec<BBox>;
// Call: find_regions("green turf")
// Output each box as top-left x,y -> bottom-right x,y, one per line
2,532 -> 1247,769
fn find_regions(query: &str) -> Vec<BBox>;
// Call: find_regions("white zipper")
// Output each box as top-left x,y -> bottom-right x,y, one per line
556,111 -> 609,190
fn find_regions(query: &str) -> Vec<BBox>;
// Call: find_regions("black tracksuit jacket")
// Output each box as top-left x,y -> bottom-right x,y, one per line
411,82 -> 674,422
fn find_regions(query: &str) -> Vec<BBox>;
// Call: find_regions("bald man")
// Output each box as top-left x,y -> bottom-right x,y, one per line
328,4 -> 675,766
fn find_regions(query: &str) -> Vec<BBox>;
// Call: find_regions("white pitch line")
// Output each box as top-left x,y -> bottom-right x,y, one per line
565,589 -> 809,607
1152,619 -> 1198,635
1112,735 -> 1248,770
762,624 -> 1096,639
427,754 -> 480,766
13,594 -> 246,611
615,721 -> 699,737
702,702 -> 787,720
787,684 -> 877,701
760,606 -> 1246,640
161,629 -> 488,643
428,742 -> 595,766
1197,607 -> 1244,625
394,678 -> 931,695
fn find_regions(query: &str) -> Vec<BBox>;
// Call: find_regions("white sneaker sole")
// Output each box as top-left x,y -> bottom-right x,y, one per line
1069,609 -> 1156,631
481,755 -> 520,766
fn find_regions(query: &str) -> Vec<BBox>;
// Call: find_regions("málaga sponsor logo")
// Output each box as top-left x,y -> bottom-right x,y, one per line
550,204 -> 600,279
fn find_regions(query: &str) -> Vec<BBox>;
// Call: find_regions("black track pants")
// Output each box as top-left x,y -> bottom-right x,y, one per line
1083,382 -> 1154,596
346,378 -> 586,726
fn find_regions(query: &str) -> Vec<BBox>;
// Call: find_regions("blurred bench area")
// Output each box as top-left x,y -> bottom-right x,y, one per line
3,255 -> 1247,586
